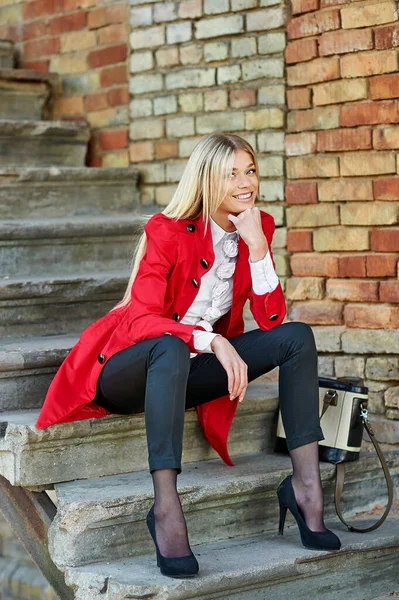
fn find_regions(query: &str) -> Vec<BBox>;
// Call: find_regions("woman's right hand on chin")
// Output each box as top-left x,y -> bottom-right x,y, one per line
210,336 -> 248,402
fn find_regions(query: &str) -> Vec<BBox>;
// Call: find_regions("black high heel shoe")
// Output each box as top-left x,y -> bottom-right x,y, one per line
146,505 -> 199,578
277,475 -> 341,551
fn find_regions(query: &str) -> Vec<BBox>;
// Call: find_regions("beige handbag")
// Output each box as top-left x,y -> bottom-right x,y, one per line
275,377 -> 393,533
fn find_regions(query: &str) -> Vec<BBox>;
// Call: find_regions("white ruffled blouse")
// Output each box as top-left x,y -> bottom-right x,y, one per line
180,218 -> 280,357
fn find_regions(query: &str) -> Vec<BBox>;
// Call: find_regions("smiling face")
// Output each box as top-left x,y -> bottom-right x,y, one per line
212,149 -> 259,231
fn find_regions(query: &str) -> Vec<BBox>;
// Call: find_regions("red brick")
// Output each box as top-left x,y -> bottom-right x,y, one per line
88,155 -> 102,167
367,254 -> 398,277
288,106 -> 339,132
155,140 -> 178,159
285,38 -> 318,64
370,73 -> 399,100
287,230 -> 313,251
88,5 -> 128,29
380,281 -> 399,303
374,177 -> 399,200
287,9 -> 340,40
373,128 -> 399,150
286,132 -> 317,156
98,129 -> 128,150
62,0 -> 95,10
100,65 -> 128,87
22,60 -> 50,72
129,141 -> 154,163
286,181 -> 318,204
22,21 -> 48,40
289,300 -> 343,325
85,92 -> 108,112
338,256 -> 366,278
287,57 -> 339,86
287,88 -> 312,109
327,279 -> 379,302
24,37 -> 60,59
49,11 -> 86,35
344,304 -> 399,329
317,128 -> 371,152
98,24 -> 128,46
342,50 -> 398,79
375,23 -> 399,50
291,0 -> 319,15
107,87 -> 129,107
230,89 -> 256,108
320,0 -> 349,6
340,101 -> 399,127
319,28 -> 373,56
291,253 -> 339,277
89,45 -> 128,69
23,0 -> 62,19
371,229 -> 399,252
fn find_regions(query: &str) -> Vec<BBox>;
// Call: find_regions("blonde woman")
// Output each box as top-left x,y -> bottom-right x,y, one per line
37,133 -> 340,578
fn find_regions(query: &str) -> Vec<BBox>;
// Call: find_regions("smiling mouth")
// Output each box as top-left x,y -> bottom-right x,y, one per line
233,191 -> 253,201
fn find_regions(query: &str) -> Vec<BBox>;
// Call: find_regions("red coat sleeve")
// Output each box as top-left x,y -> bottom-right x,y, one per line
124,215 -> 204,353
248,213 -> 287,330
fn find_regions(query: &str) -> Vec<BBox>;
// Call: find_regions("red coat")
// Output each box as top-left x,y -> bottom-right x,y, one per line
37,211 -> 286,465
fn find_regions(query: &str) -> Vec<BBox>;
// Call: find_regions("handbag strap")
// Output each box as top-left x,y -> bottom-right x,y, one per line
334,404 -> 394,533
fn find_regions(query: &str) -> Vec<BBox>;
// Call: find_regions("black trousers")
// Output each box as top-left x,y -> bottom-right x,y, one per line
94,322 -> 324,473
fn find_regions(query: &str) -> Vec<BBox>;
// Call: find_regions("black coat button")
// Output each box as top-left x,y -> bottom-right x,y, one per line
172,312 -> 180,321
200,258 -> 208,268
192,278 -> 199,288
98,353 -> 105,364
269,314 -> 278,321
186,224 -> 195,232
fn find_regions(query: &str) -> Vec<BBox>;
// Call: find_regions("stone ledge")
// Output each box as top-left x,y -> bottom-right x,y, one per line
49,450 -> 399,569
0,383 -> 278,488
64,519 -> 399,600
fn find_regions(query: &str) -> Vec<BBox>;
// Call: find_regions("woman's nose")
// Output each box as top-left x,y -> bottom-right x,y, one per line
237,173 -> 251,187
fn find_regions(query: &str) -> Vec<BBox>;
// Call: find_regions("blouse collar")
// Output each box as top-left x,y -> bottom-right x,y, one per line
210,217 -> 239,246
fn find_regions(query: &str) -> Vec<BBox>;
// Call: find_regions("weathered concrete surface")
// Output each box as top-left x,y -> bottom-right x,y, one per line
0,42 -> 14,69
0,272 -> 128,338
0,384 -> 279,487
0,334 -> 77,411
0,167 -> 140,218
0,215 -> 144,277
64,520 -> 399,600
49,450 -> 399,569
0,77 -> 50,120
0,120 -> 90,167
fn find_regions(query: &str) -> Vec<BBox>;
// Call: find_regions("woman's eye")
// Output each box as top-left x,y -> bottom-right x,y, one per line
247,169 -> 256,175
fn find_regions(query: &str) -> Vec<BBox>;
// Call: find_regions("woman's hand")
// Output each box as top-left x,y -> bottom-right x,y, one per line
210,335 -> 248,402
228,207 -> 269,262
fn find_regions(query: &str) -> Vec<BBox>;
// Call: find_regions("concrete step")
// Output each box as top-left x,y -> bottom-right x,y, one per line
0,120 -> 89,167
0,382 -> 279,488
0,214 -> 144,277
0,271 -> 127,339
0,69 -> 57,120
0,557 -> 58,600
0,167 -> 140,219
0,41 -> 15,69
0,333 -> 78,411
64,518 -> 399,600
49,451 -> 399,570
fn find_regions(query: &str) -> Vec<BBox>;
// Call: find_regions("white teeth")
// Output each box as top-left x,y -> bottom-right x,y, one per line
234,192 -> 252,199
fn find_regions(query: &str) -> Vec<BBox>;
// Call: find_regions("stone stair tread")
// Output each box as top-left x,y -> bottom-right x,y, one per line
0,270 -> 128,298
0,332 -> 78,372
64,519 -> 399,600
0,118 -> 90,137
0,165 -> 139,182
0,67 -> 58,84
0,213 -> 145,239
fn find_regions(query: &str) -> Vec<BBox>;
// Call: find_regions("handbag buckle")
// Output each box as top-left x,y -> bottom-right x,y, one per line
324,389 -> 338,407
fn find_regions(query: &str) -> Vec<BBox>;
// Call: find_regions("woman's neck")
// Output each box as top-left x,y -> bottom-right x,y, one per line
211,212 -> 236,233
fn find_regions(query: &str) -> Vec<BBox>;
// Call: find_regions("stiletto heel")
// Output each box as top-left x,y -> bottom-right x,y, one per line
146,505 -> 199,578
276,475 -> 341,551
278,498 -> 287,535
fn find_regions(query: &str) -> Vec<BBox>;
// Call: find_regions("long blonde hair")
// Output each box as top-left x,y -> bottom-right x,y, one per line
116,133 -> 258,309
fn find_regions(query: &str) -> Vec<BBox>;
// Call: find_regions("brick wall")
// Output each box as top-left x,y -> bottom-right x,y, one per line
0,0 -> 130,167
286,0 -> 399,424
127,0 -> 287,244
